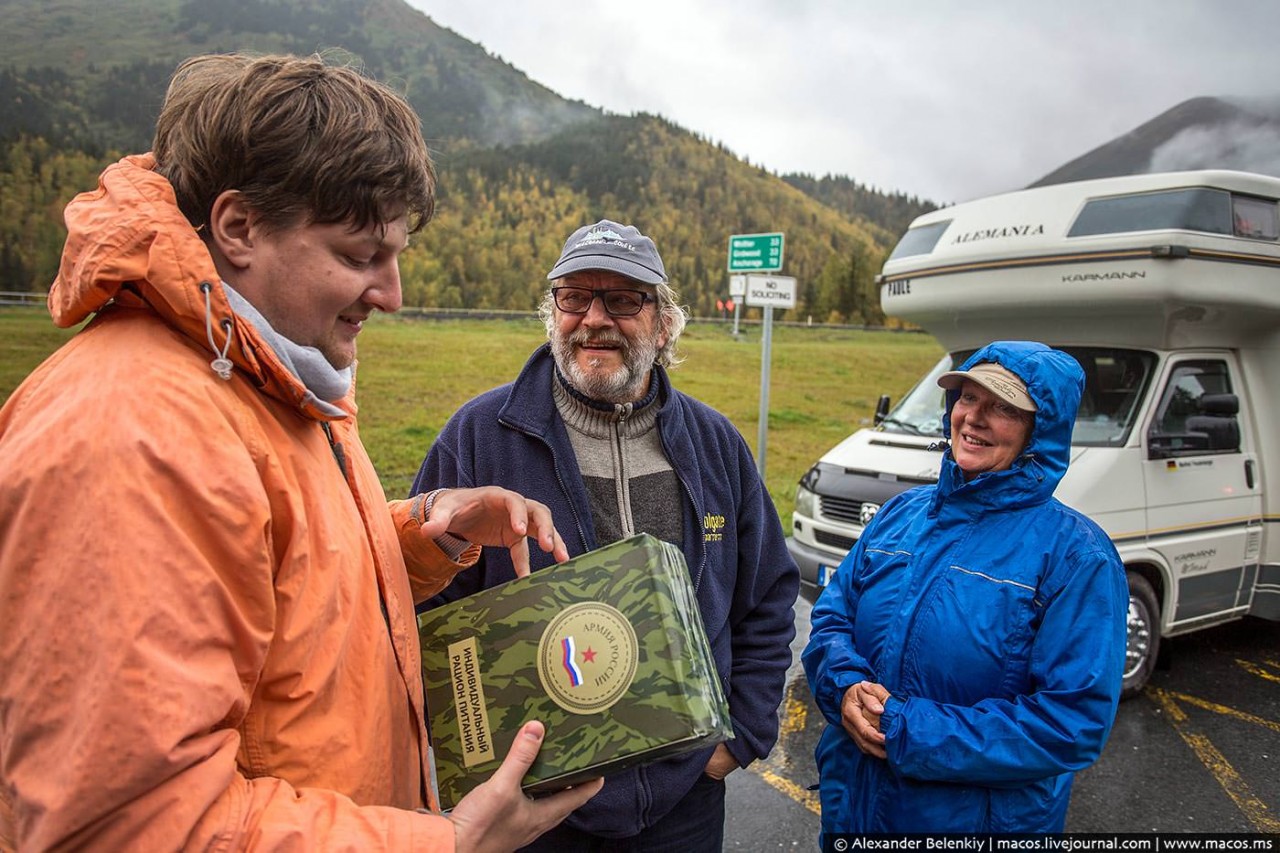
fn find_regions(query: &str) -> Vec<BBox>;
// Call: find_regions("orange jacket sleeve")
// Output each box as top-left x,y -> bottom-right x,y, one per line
390,496 -> 482,602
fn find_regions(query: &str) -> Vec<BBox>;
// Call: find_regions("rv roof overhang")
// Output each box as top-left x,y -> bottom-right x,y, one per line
878,171 -> 1280,354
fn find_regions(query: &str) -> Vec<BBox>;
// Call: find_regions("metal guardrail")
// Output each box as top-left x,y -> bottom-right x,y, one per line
395,305 -> 922,334
0,291 -> 46,306
0,294 -> 923,334
397,306 -> 538,321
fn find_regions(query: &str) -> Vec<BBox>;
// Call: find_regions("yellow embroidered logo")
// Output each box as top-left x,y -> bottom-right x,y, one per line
703,512 -> 726,542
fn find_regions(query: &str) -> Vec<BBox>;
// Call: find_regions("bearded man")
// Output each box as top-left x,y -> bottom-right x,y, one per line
410,219 -> 799,852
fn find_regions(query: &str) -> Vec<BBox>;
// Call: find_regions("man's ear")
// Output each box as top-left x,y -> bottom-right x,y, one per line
207,190 -> 254,271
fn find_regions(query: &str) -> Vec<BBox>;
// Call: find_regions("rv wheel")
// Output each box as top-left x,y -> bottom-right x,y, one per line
1122,572 -> 1160,699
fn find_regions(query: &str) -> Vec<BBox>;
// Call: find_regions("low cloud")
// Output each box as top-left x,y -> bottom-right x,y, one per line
1148,121 -> 1280,176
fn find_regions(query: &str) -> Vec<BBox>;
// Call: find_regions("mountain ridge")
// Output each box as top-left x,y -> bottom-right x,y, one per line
0,0 -> 929,324
7,0 -> 1275,320
1031,95 -> 1280,187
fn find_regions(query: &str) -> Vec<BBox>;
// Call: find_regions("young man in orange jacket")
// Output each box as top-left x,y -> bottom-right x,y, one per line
0,53 -> 600,851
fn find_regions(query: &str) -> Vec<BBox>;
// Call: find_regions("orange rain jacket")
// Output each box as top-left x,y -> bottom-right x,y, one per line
0,155 -> 474,850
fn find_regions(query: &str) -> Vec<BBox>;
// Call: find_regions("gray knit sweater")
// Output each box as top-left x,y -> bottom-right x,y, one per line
552,371 -> 684,547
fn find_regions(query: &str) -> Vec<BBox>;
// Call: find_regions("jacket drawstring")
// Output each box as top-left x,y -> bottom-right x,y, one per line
200,281 -> 235,380
1021,452 -> 1046,482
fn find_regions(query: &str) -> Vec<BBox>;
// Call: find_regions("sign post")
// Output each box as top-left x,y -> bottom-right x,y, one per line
743,274 -> 797,477
728,274 -> 746,336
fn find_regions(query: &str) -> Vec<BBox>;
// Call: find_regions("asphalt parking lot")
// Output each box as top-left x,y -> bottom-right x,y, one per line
724,597 -> 1280,847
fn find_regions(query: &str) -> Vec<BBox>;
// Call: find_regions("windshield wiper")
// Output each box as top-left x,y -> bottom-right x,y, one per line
878,417 -> 929,436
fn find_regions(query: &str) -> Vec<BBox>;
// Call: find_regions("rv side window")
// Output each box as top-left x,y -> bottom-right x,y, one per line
887,220 -> 952,260
1232,195 -> 1280,240
1147,360 -> 1241,458
1068,188 -> 1232,237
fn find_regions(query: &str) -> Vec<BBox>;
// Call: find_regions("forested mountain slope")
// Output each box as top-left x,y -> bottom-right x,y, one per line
1,0 -> 931,323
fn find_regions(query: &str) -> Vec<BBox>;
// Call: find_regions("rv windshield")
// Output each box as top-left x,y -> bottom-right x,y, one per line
879,353 -> 969,437
881,347 -> 1156,447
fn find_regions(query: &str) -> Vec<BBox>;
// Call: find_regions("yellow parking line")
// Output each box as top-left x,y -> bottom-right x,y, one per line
779,689 -> 809,737
1164,689 -> 1280,735
749,680 -> 821,814
1236,658 -> 1280,684
1149,688 -> 1280,833
757,768 -> 821,816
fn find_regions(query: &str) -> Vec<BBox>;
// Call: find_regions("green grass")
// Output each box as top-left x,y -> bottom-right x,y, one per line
0,308 -> 943,527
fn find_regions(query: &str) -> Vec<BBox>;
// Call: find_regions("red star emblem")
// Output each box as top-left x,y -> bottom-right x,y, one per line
581,646 -> 597,663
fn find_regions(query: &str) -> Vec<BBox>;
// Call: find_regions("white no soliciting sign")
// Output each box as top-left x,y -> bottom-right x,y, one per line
744,274 -> 796,310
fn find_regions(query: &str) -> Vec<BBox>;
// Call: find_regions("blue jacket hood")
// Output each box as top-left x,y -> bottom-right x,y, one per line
941,340 -> 1083,500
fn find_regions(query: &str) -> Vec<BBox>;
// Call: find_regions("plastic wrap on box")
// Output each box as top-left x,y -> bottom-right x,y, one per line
418,534 -> 733,809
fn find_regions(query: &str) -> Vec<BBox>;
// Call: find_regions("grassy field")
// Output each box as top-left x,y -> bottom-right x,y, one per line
0,307 -> 942,527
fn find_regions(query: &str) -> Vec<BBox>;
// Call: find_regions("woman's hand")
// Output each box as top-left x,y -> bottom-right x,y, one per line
840,680 -> 892,759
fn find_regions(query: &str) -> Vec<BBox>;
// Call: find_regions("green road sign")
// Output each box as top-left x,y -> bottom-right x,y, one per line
727,232 -> 784,272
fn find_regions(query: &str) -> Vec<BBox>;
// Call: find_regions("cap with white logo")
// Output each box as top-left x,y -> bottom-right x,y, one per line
938,362 -> 1037,412
547,219 -> 667,285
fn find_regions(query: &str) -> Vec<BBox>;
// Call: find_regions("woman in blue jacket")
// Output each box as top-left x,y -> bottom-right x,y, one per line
803,340 -> 1127,834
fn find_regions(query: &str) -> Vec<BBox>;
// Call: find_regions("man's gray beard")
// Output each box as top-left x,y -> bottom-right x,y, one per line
551,330 -> 658,403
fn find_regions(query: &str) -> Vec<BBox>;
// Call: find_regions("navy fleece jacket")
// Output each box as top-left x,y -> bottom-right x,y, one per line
412,344 -> 799,837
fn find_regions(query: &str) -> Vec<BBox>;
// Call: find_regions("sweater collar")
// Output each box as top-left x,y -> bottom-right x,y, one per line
552,364 -> 661,439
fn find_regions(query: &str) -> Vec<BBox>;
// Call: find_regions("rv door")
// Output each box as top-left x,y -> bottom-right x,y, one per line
1143,354 -> 1263,631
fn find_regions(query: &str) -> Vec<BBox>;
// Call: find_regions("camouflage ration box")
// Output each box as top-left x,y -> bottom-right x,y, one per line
418,533 -> 733,810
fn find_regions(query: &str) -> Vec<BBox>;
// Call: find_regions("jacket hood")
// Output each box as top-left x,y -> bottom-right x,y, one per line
50,154 -> 221,330
48,154 -> 346,420
940,340 -> 1083,500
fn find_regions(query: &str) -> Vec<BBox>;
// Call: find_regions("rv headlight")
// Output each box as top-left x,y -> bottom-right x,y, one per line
795,484 -> 818,520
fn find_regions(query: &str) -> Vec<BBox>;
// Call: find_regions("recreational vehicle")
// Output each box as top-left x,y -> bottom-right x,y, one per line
787,170 -> 1280,697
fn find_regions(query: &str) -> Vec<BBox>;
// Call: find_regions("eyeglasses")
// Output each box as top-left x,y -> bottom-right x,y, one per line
552,286 -> 655,317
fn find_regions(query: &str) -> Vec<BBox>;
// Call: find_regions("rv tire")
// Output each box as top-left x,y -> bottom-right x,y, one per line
1122,572 -> 1160,699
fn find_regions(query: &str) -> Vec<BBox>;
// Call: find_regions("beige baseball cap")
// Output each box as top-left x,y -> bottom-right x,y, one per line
937,362 -> 1037,412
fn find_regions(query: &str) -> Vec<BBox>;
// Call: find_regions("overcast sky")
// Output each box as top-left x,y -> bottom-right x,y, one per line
404,0 -> 1280,205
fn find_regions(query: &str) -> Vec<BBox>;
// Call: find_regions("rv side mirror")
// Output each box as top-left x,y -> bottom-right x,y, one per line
873,394 -> 891,426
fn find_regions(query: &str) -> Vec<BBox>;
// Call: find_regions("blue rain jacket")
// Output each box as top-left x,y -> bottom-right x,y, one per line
802,341 -> 1127,833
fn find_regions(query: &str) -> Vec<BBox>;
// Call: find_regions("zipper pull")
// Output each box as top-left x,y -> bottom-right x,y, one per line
321,422 -> 347,477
